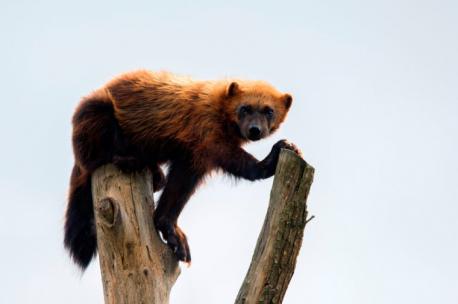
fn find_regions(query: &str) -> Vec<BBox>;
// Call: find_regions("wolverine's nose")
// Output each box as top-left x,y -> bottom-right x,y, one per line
248,126 -> 261,141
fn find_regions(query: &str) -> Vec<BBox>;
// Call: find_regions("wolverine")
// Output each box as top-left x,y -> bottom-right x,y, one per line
64,70 -> 301,270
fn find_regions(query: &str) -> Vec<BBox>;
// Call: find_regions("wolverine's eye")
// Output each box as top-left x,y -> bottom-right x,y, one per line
264,107 -> 274,119
239,105 -> 253,115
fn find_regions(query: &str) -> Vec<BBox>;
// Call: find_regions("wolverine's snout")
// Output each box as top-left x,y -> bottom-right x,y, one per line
248,125 -> 262,141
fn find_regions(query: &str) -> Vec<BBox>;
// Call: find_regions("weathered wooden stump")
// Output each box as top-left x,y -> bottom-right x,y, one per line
91,149 -> 314,304
236,149 -> 315,303
92,165 -> 180,304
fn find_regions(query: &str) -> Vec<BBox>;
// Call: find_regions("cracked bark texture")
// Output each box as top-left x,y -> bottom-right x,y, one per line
92,165 -> 180,304
235,149 -> 315,304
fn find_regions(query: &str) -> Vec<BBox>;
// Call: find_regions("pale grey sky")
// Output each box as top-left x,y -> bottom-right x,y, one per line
1,1 -> 457,303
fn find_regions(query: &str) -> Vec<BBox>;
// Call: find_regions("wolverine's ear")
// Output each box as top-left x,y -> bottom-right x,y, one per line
283,94 -> 293,109
226,82 -> 240,98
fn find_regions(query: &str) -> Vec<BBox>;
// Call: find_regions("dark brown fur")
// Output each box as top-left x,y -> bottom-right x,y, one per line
64,70 -> 299,269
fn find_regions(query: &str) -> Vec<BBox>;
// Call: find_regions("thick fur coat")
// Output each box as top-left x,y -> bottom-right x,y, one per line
64,70 -> 299,269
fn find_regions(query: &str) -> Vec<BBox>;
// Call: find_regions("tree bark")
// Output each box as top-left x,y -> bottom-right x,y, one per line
235,149 -> 315,304
91,165 -> 180,304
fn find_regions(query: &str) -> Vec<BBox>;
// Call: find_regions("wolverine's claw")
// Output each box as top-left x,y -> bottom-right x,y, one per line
155,219 -> 191,264
274,139 -> 303,158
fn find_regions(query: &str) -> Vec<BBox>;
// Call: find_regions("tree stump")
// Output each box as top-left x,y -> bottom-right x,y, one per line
91,149 -> 314,304
92,165 -> 180,304
235,149 -> 315,303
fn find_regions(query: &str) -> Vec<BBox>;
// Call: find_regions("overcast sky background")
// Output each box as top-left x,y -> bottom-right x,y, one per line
1,0 -> 457,303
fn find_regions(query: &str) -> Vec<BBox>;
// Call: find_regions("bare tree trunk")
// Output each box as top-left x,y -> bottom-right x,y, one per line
235,149 -> 315,304
92,165 -> 180,304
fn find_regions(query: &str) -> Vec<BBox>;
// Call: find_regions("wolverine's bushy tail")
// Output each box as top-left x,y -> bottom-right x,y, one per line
64,164 -> 96,270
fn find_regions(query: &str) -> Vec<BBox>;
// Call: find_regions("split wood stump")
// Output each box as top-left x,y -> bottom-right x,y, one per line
91,149 -> 314,304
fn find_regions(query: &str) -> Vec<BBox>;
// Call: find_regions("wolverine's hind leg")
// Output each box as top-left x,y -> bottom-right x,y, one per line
73,93 -> 123,171
72,90 -> 150,174
154,159 -> 204,262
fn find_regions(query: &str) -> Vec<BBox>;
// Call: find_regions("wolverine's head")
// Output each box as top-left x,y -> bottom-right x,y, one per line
223,81 -> 293,141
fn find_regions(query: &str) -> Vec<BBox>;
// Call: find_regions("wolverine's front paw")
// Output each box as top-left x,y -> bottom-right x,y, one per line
274,139 -> 303,157
113,155 -> 144,173
155,219 -> 191,263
